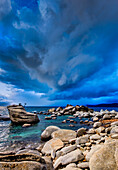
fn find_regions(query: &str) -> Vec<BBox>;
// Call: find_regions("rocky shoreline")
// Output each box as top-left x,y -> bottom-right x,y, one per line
0,104 -> 118,169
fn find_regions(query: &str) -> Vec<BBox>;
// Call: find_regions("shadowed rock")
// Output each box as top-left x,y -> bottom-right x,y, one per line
0,161 -> 47,170
7,105 -> 39,125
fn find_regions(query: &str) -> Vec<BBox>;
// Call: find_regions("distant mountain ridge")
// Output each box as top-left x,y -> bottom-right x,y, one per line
87,103 -> 118,107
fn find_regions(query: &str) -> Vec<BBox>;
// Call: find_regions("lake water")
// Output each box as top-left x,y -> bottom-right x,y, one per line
0,106 -> 118,149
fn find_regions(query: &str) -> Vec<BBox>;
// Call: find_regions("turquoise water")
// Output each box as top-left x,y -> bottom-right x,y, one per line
0,106 -> 118,148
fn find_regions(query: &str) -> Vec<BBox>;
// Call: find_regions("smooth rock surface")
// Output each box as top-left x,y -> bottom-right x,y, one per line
111,121 -> 118,126
93,122 -> 102,128
56,144 -> 77,158
76,135 -> 89,145
52,129 -> 76,142
61,163 -> 81,170
103,114 -> 111,120
77,162 -> 89,169
110,126 -> 118,134
41,126 -> 60,140
87,128 -> 96,134
89,140 -> 118,170
77,128 -> 86,137
22,123 -> 31,127
54,149 -> 84,169
42,138 -> 64,154
86,144 -> 102,161
95,127 -> 105,134
90,134 -> 101,140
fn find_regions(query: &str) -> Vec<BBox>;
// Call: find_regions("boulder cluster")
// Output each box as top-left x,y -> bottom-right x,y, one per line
42,105 -> 94,121
40,114 -> 118,170
0,104 -> 118,169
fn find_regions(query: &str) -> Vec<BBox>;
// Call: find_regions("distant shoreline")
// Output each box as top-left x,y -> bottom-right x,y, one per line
87,103 -> 118,107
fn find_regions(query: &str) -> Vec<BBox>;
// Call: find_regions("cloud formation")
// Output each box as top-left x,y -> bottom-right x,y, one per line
0,0 -> 11,20
0,0 -> 118,105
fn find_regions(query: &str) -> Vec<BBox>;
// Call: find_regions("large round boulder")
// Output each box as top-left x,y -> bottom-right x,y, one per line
89,140 -> 118,170
41,138 -> 64,155
41,126 -> 60,140
7,105 -> 39,125
51,129 -> 76,142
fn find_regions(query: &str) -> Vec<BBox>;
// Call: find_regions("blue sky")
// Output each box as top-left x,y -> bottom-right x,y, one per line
0,0 -> 118,106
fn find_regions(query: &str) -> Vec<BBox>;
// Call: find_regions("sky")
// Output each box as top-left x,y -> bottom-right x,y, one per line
0,0 -> 118,106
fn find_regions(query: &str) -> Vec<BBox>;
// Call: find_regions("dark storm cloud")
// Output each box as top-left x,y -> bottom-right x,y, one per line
0,0 -> 118,104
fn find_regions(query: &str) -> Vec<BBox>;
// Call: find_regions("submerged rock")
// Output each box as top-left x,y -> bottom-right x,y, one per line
0,116 -> 10,121
7,105 -> 39,125
45,116 -> 52,120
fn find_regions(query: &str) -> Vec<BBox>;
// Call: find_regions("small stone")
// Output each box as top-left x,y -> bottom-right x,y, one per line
77,128 -> 86,137
90,134 -> 101,140
62,120 -> 67,123
111,121 -> 118,126
22,124 -> 31,127
93,122 -> 102,128
87,128 -> 96,134
45,116 -> 52,120
95,127 -> 105,134
48,108 -> 56,113
77,162 -> 89,169
111,134 -> 118,139
100,133 -> 107,137
86,142 -> 92,147
93,117 -> 99,122
69,138 -> 76,144
51,149 -> 56,159
110,126 -> 118,134
105,127 -> 112,134
76,135 -> 89,145
103,114 -> 111,120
